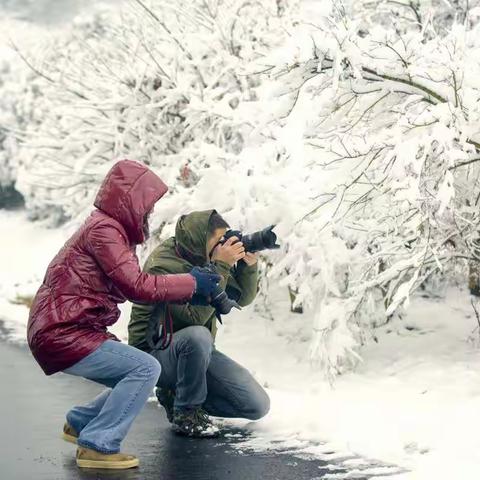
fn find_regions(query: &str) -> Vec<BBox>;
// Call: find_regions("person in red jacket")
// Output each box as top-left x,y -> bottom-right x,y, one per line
27,159 -> 220,470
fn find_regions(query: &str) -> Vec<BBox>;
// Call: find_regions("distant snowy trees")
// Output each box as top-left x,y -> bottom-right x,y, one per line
3,0 -> 480,377
2,1 -> 294,223
0,57 -> 34,209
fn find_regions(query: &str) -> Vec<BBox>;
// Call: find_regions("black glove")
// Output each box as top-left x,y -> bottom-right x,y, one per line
189,266 -> 222,298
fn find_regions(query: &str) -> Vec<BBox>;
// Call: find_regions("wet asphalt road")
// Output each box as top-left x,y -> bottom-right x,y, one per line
0,339 -> 364,480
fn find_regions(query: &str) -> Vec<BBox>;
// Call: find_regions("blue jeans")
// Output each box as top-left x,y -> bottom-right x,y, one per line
152,326 -> 270,420
63,340 -> 161,454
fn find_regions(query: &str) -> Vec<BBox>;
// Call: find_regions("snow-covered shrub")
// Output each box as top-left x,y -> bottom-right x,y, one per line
10,0 -> 295,224
7,0 -> 480,378
253,1 -> 480,377
344,0 -> 480,35
0,55 -> 39,209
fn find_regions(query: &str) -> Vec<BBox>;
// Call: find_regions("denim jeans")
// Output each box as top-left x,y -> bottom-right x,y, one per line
152,326 -> 270,420
63,340 -> 161,454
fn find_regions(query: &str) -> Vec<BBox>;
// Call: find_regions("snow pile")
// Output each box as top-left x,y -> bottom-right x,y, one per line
0,211 -> 65,339
219,288 -> 480,479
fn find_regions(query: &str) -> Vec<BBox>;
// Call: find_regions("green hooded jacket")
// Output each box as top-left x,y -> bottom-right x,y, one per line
128,210 -> 259,351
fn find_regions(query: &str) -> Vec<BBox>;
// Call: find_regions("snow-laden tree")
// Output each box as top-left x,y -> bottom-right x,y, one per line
344,0 -> 480,35
251,1 -> 480,377
0,53 -> 41,209
8,0 -> 295,224
6,0 -> 480,378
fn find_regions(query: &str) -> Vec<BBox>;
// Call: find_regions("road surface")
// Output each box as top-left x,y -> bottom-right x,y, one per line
0,339 -> 368,480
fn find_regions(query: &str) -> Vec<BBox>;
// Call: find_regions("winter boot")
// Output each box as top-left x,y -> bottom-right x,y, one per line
62,422 -> 78,444
156,387 -> 175,423
76,447 -> 139,469
172,407 -> 219,438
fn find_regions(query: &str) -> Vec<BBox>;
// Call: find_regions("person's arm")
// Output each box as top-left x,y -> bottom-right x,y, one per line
151,235 -> 242,330
232,254 -> 259,307
147,260 -> 231,329
87,221 -> 195,304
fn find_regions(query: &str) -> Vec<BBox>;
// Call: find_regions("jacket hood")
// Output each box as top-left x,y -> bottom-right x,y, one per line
94,160 -> 168,245
175,210 -> 217,266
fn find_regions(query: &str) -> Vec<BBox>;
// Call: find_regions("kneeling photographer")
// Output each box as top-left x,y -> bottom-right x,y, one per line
128,210 -> 277,437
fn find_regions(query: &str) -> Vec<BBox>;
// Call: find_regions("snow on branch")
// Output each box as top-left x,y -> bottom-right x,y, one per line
4,0 -> 480,377
252,2 -> 480,376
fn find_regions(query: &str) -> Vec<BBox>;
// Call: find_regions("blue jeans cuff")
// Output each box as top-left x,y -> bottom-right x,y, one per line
77,439 -> 120,455
66,414 -> 82,435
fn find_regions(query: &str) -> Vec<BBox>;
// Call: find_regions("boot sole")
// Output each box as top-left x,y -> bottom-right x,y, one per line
62,433 -> 78,445
76,458 -> 139,469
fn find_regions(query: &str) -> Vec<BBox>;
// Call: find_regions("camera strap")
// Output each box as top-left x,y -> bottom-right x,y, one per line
147,303 -> 174,351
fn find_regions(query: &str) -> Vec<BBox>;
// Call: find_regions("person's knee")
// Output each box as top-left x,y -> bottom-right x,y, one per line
181,326 -> 213,353
136,354 -> 161,385
151,357 -> 162,381
245,389 -> 270,420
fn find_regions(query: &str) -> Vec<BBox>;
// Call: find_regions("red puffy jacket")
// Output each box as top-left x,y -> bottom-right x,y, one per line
27,160 -> 195,375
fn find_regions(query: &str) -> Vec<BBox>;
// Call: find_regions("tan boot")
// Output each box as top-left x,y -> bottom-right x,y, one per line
76,447 -> 139,469
62,422 -> 78,444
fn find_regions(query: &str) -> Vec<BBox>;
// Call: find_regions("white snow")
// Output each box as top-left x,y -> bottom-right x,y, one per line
2,210 -> 480,478
218,288 -> 480,479
0,210 -> 66,340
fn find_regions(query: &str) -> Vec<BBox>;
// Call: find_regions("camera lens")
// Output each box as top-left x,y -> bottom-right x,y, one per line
241,225 -> 279,253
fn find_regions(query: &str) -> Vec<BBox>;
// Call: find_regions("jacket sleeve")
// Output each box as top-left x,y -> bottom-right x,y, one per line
145,259 -> 231,329
231,261 -> 259,307
87,222 -> 195,304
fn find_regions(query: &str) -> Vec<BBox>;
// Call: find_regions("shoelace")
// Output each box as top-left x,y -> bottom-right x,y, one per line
193,408 -> 211,427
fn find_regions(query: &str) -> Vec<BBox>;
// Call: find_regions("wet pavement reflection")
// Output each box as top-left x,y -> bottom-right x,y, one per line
0,340 -> 355,480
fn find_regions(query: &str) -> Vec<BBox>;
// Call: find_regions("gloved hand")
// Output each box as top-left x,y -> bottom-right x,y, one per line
189,266 -> 222,299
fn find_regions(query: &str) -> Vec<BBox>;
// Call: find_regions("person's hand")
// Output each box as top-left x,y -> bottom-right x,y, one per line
189,266 -> 221,298
211,236 -> 245,266
242,252 -> 258,266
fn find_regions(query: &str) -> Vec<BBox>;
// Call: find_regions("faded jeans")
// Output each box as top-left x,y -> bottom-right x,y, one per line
151,326 -> 270,420
64,340 -> 161,454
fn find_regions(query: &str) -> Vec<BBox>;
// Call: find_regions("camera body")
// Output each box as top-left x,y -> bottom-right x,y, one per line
222,225 -> 280,253
203,225 -> 280,318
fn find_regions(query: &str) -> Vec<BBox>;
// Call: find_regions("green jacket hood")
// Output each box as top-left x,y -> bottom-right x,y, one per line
175,209 -> 217,266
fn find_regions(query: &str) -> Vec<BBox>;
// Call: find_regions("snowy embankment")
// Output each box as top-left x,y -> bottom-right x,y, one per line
1,210 -> 480,479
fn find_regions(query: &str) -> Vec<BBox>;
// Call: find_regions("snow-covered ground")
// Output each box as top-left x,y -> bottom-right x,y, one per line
2,210 -> 480,479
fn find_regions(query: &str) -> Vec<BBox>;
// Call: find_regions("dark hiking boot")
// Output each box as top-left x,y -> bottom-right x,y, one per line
62,422 -> 78,444
172,407 -> 219,438
156,387 -> 175,423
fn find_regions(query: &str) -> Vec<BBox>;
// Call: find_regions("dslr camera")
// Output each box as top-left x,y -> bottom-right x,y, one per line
220,225 -> 280,253
208,225 -> 280,316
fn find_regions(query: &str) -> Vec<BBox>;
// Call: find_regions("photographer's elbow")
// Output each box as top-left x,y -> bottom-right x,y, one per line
238,292 -> 257,307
